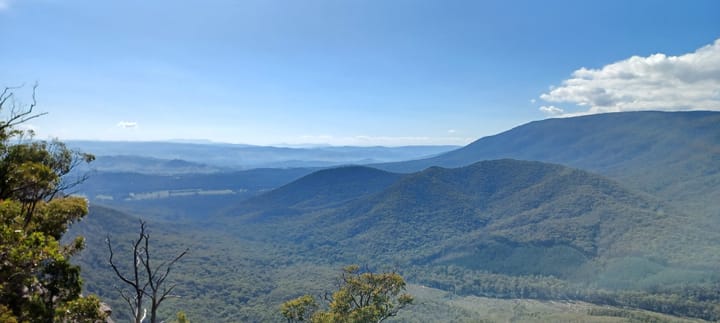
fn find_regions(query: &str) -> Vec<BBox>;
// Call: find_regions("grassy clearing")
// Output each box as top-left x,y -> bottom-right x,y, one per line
391,284 -> 707,323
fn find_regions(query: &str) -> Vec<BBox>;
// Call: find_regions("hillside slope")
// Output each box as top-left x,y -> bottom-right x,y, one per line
236,166 -> 403,218
231,160 -> 717,280
376,111 -> 720,218
68,204 -> 715,322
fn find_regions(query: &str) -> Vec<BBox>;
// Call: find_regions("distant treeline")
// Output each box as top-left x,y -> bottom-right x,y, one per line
411,265 -> 720,321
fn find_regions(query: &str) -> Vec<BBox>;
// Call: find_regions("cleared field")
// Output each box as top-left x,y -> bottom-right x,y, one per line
392,284 -> 707,323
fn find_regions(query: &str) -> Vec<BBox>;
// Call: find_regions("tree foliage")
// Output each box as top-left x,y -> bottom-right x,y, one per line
0,85 -> 100,322
174,311 -> 189,323
281,294 -> 317,322
282,265 -> 413,323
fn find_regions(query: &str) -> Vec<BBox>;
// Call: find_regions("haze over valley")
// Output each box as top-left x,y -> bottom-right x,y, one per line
2,1 -> 720,322
63,111 -> 720,322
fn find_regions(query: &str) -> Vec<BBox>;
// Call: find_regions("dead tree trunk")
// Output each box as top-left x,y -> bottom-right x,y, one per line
107,220 -> 188,323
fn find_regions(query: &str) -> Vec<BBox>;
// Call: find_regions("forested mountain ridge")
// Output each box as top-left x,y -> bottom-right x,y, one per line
376,111 -> 720,219
63,112 -> 720,322
378,111 -> 719,173
228,159 -> 714,280
235,166 -> 403,220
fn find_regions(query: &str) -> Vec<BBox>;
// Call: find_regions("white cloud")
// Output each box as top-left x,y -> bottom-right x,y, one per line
540,38 -> 720,114
530,99 -> 536,104
447,129 -> 457,134
539,105 -> 564,115
117,121 -> 138,128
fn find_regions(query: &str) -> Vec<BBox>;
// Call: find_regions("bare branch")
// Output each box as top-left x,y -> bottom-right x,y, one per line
107,236 -> 137,289
0,84 -> 47,135
109,220 -> 188,323
107,221 -> 149,323
158,248 -> 189,287
51,151 -> 95,199
114,285 -> 138,318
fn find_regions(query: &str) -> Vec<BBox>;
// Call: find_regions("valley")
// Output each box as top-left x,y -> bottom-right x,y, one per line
64,111 -> 720,322
5,3 -> 719,322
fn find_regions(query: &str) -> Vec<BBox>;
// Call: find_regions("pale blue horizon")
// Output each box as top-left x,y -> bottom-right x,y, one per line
1,0 -> 719,146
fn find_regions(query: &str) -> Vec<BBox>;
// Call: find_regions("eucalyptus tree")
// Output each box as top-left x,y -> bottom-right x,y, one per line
282,265 -> 414,323
0,84 -> 102,322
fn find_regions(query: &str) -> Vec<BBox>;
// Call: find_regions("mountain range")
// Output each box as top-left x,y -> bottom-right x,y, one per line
229,159 -> 715,283
377,111 -> 720,218
67,140 -> 458,171
66,111 -> 720,322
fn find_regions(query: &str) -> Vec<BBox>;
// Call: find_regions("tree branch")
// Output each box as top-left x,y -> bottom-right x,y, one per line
107,236 -> 138,289
0,84 -> 47,134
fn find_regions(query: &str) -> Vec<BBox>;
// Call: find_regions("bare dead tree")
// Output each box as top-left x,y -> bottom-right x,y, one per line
107,220 -> 188,323
107,222 -> 149,323
0,83 -> 47,139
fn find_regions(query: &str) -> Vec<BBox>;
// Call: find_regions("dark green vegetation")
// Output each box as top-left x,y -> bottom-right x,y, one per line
236,166 -> 403,219
0,86 -> 104,322
225,159 -> 720,318
232,160 -> 715,271
281,265 -> 413,323
377,111 -> 720,219
64,111 -> 720,322
68,205 -> 343,322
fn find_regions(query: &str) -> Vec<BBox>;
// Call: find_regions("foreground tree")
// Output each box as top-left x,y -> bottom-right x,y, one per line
107,220 -> 188,323
282,265 -> 414,323
174,311 -> 190,323
0,85 -> 101,322
281,295 -> 318,322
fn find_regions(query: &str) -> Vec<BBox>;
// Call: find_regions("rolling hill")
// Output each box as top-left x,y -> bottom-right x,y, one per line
376,111 -> 720,219
64,111 -> 720,321
236,166 -> 403,218
229,159 -> 717,282
68,204 -> 715,322
379,111 -> 719,173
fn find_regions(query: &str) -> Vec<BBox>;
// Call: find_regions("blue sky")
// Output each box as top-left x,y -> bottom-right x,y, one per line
1,0 -> 719,146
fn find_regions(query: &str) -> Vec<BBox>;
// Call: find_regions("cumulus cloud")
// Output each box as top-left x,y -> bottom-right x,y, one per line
539,105 -> 564,115
540,38 -> 720,114
117,121 -> 138,128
